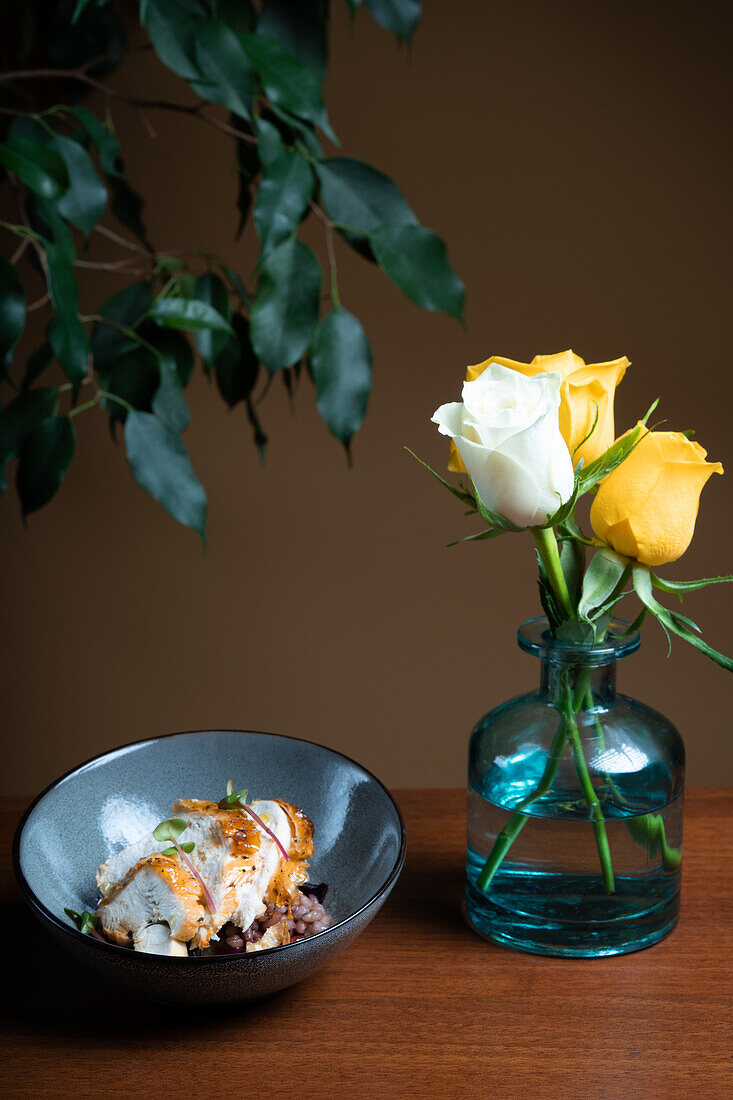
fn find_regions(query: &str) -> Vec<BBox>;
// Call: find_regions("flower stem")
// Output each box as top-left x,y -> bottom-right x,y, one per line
475,718 -> 569,892
559,677 -> 615,893
585,685 -> 682,869
531,526 -> 574,619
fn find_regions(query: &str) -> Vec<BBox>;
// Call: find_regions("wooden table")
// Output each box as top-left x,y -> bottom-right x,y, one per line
2,790 -> 731,1097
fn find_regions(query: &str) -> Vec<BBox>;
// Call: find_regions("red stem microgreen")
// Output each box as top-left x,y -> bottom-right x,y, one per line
224,781 -> 290,863
153,818 -> 216,912
65,907 -> 108,943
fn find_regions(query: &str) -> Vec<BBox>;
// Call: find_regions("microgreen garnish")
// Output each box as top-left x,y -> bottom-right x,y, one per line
153,818 -> 216,912
225,778 -> 249,805
162,841 -> 195,856
224,780 -> 290,863
64,907 -> 107,943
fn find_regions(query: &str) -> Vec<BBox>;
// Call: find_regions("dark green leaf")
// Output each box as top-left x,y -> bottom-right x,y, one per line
240,33 -> 336,140
267,103 -> 324,157
124,410 -> 207,541
316,157 -> 417,235
221,266 -> 251,311
245,397 -> 268,461
91,281 -> 154,367
254,116 -> 285,169
233,117 -> 259,240
16,416 -> 75,515
0,138 -> 69,200
364,0 -> 420,39
31,195 -> 76,265
47,134 -> 107,234
144,326 -> 194,387
191,274 -> 232,363
257,0 -> 328,79
45,243 -> 89,390
23,343 -> 55,390
250,236 -> 321,371
0,257 -> 26,367
69,107 -> 121,176
100,347 -> 159,424
310,307 -> 372,448
152,352 -> 190,433
194,20 -> 256,120
0,388 -> 59,464
141,0 -> 205,81
148,296 -> 233,335
253,149 -> 314,260
214,315 -> 259,406
370,223 -> 464,320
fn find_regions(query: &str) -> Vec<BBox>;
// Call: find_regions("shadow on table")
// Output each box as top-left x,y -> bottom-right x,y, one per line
3,894 -> 328,1048
380,847 -> 481,946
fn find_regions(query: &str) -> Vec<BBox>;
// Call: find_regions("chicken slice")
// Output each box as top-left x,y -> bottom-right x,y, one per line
95,796 -> 315,954
97,854 -> 206,947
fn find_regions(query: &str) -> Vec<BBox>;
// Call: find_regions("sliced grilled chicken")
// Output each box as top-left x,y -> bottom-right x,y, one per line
97,854 -> 206,946
95,796 -> 314,955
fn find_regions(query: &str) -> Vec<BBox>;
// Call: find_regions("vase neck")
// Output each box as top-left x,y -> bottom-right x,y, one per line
540,655 -> 617,708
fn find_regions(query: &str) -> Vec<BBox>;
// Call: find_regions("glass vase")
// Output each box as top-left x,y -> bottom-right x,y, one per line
465,618 -> 685,957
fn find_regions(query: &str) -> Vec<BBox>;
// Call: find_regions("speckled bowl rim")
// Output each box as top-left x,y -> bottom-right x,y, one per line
12,728 -> 407,965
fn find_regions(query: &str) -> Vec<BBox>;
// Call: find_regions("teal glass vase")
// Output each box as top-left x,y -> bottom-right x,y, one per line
465,618 -> 685,957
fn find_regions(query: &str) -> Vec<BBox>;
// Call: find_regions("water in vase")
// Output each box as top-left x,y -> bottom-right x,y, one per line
466,764 -> 683,957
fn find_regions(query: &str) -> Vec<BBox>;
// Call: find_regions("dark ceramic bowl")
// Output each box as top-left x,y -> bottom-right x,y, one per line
13,730 -> 406,1005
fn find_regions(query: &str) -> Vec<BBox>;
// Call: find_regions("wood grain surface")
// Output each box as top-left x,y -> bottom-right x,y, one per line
2,789 -> 731,1098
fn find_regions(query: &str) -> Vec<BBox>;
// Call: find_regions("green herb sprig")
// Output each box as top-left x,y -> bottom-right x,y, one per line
64,907 -> 107,943
152,818 -> 216,911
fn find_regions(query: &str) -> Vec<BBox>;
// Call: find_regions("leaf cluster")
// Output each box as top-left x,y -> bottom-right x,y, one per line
1,0 -> 463,539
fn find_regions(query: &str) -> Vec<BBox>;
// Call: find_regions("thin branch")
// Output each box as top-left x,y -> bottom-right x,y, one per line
75,259 -> 148,276
94,223 -> 153,257
11,237 -> 29,264
27,291 -> 50,313
7,173 -> 48,277
0,69 -> 256,143
310,201 -> 340,306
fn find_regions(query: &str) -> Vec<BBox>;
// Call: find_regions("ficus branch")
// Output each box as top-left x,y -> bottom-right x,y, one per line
310,201 -> 340,307
0,68 -> 256,144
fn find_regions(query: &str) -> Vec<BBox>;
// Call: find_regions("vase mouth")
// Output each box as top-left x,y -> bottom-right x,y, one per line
517,616 -> 641,663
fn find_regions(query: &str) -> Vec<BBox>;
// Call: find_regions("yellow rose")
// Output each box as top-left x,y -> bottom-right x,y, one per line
448,350 -> 629,472
590,428 -> 724,566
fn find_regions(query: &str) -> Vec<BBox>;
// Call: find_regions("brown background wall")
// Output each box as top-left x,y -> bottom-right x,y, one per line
2,0 -> 732,795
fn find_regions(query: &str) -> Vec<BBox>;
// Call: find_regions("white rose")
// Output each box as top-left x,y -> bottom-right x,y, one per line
431,363 -> 575,527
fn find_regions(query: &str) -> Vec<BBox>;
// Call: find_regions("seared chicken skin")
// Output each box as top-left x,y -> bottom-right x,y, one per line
96,797 -> 314,956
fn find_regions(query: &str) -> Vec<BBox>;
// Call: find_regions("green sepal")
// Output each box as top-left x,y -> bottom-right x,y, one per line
632,564 -> 733,672
577,398 -> 659,495
404,447 -> 475,509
